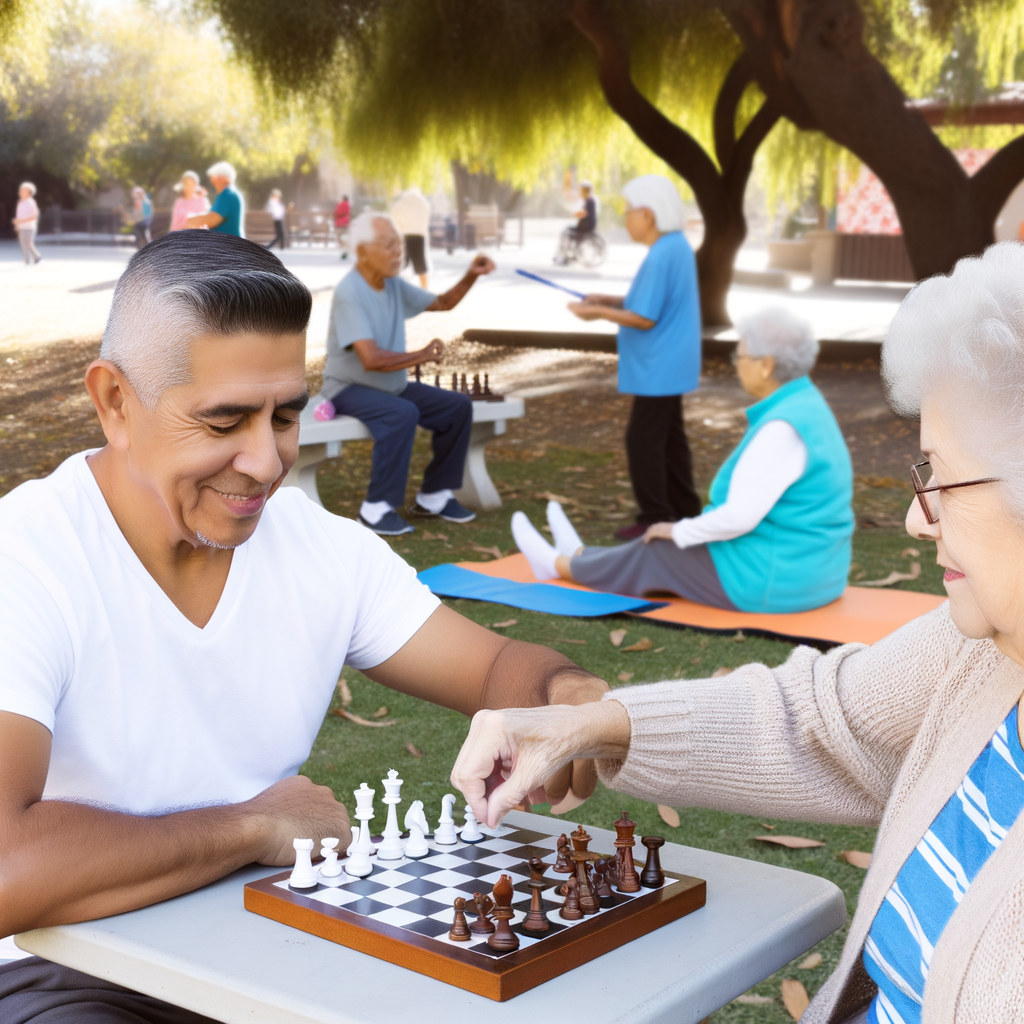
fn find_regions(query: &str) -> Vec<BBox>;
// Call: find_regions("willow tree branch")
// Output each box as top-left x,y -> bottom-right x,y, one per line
713,54 -> 755,171
725,100 -> 780,204
970,134 -> 1024,224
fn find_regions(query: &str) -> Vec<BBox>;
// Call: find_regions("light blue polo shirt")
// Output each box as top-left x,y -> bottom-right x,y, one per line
616,231 -> 701,396
211,185 -> 245,238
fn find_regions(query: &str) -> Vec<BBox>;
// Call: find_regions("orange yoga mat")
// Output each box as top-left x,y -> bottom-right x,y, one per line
456,553 -> 945,646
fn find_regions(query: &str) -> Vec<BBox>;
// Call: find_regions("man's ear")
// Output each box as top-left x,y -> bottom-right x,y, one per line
84,359 -> 137,451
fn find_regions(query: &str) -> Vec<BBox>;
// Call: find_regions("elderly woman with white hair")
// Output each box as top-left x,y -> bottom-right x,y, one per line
458,242 -> 1024,1022
12,181 -> 41,264
169,170 -> 209,232
513,305 -> 853,613
568,174 -> 703,541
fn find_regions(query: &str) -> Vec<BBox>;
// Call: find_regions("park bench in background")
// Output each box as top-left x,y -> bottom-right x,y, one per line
283,394 -> 526,510
244,210 -> 276,245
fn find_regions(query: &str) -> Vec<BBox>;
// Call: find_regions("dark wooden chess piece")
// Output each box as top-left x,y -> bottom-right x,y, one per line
469,891 -> 495,934
487,875 -> 520,951
559,875 -> 583,920
553,833 -> 573,873
521,858 -> 550,934
460,373 -> 469,394
471,373 -> 482,399
483,373 -> 502,401
413,363 -> 422,383
433,374 -> 440,387
593,858 -> 615,899
640,836 -> 666,888
613,811 -> 642,893
449,897 -> 471,941
570,824 -> 600,915
451,372 -> 459,391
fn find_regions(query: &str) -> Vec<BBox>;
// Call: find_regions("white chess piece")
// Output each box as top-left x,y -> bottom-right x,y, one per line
461,804 -> 485,843
403,800 -> 430,859
435,793 -> 458,845
345,783 -> 375,878
318,837 -> 343,886
289,838 -> 318,889
377,769 -> 405,860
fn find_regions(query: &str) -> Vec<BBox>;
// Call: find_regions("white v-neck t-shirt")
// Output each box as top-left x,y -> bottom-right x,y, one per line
0,452 -> 440,816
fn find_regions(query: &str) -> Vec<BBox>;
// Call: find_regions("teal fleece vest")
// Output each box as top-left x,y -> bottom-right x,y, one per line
707,376 -> 853,613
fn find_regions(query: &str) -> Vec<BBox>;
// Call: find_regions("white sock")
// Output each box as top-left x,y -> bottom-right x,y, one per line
359,500 -> 392,525
511,511 -> 559,581
547,501 -> 584,557
415,488 -> 453,514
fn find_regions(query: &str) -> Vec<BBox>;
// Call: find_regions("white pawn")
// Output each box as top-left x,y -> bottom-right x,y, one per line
461,804 -> 485,843
404,800 -> 430,859
345,783 -> 375,878
289,838 -> 318,890
377,769 -> 405,861
435,793 -> 458,845
318,837 -> 343,886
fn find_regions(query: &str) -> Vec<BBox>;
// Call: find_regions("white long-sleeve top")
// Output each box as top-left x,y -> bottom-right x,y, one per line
671,418 -> 807,549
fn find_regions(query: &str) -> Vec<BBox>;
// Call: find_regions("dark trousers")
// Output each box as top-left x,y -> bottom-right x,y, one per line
0,956 -> 219,1023
625,394 -> 702,524
265,219 -> 286,249
331,382 -> 473,508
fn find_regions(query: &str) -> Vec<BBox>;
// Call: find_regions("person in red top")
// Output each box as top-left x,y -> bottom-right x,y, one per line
334,195 -> 351,260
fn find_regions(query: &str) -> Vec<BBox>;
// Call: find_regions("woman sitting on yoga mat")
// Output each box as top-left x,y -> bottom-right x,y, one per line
457,242 -> 1024,1023
511,306 -> 854,613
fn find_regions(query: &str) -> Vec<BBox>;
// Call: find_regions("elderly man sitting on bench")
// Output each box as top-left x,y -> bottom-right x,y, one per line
0,231 -> 604,1023
318,211 -> 495,536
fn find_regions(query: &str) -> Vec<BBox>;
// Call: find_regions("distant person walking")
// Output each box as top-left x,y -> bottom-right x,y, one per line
12,182 -> 41,264
390,187 -> 431,288
265,188 -> 286,249
185,161 -> 245,237
129,187 -> 152,248
169,171 -> 209,231
334,194 -> 351,259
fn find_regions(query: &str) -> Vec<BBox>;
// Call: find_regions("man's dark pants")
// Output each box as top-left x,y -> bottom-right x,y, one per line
0,957 -> 218,1023
331,382 -> 473,508
625,394 -> 702,524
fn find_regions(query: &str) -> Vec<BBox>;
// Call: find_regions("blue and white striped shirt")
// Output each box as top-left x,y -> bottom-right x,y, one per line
864,704 -> 1024,1024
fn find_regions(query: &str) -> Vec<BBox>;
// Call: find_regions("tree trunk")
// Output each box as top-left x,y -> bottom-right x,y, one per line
572,0 -> 777,327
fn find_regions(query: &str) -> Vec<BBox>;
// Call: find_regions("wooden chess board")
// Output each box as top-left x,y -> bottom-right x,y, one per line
244,822 -> 706,1000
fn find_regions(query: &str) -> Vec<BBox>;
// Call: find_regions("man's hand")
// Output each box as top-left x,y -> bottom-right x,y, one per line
643,522 -> 675,543
567,301 -> 605,321
247,775 -> 351,865
468,254 -> 496,276
428,256 -> 495,311
451,703 -> 631,828
416,338 -> 444,365
583,293 -> 624,308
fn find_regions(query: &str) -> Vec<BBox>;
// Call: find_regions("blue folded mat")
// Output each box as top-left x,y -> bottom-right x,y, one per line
417,563 -> 666,617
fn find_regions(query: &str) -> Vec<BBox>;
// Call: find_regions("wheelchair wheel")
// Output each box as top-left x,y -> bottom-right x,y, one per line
577,233 -> 607,268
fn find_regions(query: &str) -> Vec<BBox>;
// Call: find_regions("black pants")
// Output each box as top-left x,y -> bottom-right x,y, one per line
0,957 -> 219,1023
625,394 -> 701,524
265,219 -> 286,249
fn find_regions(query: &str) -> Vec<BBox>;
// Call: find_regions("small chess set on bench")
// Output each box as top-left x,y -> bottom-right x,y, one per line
412,361 -> 503,401
244,770 -> 706,1000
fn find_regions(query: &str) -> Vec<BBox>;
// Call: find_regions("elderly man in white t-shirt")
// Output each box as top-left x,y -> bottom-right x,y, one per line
0,231 -> 606,1022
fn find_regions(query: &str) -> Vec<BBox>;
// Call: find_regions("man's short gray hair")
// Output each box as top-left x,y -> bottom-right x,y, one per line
100,232 -> 311,410
883,241 -> 1024,516
207,161 -> 237,184
737,307 -> 819,382
621,174 -> 684,233
350,210 -> 398,250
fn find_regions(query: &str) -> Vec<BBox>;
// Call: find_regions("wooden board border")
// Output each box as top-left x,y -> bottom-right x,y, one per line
244,868 -> 706,1001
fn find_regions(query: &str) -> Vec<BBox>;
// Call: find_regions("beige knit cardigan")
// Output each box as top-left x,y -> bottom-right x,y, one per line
597,602 -> 1024,1022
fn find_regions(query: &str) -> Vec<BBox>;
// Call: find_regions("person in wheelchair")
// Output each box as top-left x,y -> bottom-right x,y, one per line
554,181 -> 598,265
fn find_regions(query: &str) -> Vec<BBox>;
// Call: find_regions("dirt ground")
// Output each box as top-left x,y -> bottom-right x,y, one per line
0,337 -> 919,527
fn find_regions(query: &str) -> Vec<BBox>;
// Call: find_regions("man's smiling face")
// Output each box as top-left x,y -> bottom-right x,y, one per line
125,331 -> 308,550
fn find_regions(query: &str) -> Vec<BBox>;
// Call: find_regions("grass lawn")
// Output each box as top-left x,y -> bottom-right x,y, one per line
300,433 -> 943,1020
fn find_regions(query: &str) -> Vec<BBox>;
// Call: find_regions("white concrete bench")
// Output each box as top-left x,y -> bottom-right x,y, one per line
283,396 -> 525,510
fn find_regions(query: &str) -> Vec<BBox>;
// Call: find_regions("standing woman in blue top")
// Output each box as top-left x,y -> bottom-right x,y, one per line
184,161 -> 246,237
568,174 -> 702,540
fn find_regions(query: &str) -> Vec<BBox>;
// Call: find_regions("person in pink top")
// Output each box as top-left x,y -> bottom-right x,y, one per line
169,171 -> 209,232
12,182 -> 41,264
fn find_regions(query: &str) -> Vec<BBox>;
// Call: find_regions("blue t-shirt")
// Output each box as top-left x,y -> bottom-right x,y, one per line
211,185 -> 245,237
323,270 -> 436,397
616,231 -> 701,396
863,704 -> 1024,1024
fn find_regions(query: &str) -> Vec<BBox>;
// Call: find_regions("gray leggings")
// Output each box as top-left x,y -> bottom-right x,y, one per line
18,228 -> 41,263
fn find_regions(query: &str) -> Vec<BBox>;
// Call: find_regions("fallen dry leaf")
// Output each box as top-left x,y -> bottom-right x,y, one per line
406,742 -> 423,757
657,804 -> 681,828
554,638 -> 587,645
617,671 -> 634,682
622,637 -> 654,652
471,543 -> 504,560
609,628 -> 628,648
536,491 -> 574,505
781,978 -> 810,1020
491,619 -> 518,628
561,466 -> 586,473
755,835 -> 826,848
735,993 -> 775,1005
759,823 -> 777,830
372,706 -> 389,719
797,953 -> 823,970
330,708 -> 396,727
711,666 -> 731,678
860,562 -> 921,587
337,676 -> 353,707
839,850 -> 872,869
901,547 -> 920,558
653,646 -> 666,653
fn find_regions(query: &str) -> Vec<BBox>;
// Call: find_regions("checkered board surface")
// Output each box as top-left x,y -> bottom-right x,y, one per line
244,822 -> 706,999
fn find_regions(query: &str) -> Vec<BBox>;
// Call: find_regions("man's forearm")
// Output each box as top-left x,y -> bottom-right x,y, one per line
431,271 -> 477,311
480,638 -> 608,712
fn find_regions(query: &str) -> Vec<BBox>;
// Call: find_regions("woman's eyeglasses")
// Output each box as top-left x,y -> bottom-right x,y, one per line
910,461 -> 1000,524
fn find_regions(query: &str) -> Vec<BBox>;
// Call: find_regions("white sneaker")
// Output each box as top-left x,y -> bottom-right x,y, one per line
511,511 -> 559,581
546,501 -> 584,557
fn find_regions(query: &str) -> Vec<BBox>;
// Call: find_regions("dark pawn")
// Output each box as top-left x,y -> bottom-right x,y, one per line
451,372 -> 459,391
433,374 -> 440,387
413,364 -> 422,384
449,897 -> 471,941
593,858 -> 615,899
640,836 -> 666,888
559,875 -> 583,920
487,875 -> 520,952
553,833 -> 573,873
522,860 -> 550,934
469,892 -> 495,934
